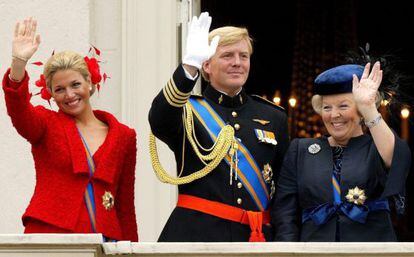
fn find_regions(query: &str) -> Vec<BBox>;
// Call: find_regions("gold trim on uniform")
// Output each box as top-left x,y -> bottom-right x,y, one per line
168,79 -> 191,99
162,87 -> 183,107
102,191 -> 115,210
162,78 -> 191,107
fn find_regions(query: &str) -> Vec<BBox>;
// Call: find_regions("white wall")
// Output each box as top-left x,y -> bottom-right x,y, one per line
0,0 -> 183,242
0,0 -> 92,233
120,0 -> 180,241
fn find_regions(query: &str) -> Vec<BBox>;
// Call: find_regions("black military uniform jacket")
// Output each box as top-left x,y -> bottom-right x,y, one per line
272,134 -> 411,242
149,65 -> 289,242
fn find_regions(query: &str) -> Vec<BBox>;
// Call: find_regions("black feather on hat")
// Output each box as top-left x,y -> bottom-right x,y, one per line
345,43 -> 413,116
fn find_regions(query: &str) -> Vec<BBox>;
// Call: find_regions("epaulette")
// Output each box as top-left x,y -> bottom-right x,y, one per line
250,95 -> 286,112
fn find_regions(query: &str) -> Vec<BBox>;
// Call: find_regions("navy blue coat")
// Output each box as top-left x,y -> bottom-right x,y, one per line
272,134 -> 411,242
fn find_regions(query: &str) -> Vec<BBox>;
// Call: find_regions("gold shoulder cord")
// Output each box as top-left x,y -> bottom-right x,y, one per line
149,102 -> 236,185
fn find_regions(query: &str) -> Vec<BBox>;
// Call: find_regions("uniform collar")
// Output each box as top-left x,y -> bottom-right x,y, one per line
203,84 -> 247,108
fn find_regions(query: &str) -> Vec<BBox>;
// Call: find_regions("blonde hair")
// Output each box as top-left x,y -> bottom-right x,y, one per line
43,51 -> 95,95
201,26 -> 253,81
311,93 -> 383,115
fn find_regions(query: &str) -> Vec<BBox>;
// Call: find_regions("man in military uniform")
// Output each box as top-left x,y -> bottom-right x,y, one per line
149,12 -> 289,242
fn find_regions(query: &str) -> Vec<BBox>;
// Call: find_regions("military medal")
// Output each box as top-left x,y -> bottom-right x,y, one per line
102,191 -> 115,210
345,186 -> 367,205
254,129 -> 277,145
262,163 -> 273,183
308,143 -> 321,154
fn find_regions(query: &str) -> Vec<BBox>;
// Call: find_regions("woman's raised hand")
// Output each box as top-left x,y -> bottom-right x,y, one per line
12,17 -> 41,63
10,17 -> 41,81
352,62 -> 383,115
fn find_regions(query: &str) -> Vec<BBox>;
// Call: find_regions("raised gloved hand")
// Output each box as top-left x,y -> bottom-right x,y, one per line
182,12 -> 220,69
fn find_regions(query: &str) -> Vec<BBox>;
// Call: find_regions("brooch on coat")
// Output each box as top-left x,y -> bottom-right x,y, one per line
102,191 -> 115,210
308,143 -> 321,154
345,186 -> 367,205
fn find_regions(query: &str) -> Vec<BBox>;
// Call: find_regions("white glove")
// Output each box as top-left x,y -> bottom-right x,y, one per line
182,12 -> 220,69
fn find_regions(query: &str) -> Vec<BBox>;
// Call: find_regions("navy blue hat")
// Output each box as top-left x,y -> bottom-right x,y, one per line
314,64 -> 364,95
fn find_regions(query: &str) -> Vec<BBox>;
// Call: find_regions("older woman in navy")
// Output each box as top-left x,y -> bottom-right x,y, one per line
272,62 -> 411,241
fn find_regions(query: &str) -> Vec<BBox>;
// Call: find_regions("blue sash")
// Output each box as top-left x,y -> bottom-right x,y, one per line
302,199 -> 390,225
189,98 -> 269,210
78,131 -> 98,233
78,130 -> 116,242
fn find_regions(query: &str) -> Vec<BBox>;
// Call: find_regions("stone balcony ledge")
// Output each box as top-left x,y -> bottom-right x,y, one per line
2,234 -> 414,257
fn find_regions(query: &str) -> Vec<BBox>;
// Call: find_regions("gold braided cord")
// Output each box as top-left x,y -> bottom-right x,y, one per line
149,101 -> 236,185
149,126 -> 234,185
184,103 -> 229,161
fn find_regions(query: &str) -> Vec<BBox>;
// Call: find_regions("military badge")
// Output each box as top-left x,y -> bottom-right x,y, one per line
262,163 -> 273,183
255,129 -> 277,145
102,191 -> 115,210
345,186 -> 367,205
253,119 -> 270,126
308,143 -> 321,154
218,95 -> 223,104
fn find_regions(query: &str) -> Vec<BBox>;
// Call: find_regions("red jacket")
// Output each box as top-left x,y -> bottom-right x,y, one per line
2,70 -> 138,241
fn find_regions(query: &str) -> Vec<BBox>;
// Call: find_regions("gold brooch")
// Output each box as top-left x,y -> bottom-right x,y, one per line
345,186 -> 367,205
102,191 -> 115,210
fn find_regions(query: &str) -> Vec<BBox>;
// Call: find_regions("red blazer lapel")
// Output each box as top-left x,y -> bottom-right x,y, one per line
92,110 -> 123,185
58,110 -> 89,176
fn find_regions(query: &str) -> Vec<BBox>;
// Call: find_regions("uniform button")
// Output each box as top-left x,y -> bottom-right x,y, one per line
236,137 -> 242,142
237,198 -> 242,205
234,123 -> 240,130
232,111 -> 238,118
237,182 -> 243,189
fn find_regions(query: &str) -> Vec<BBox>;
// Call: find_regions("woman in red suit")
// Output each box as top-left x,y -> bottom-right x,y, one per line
3,18 -> 138,241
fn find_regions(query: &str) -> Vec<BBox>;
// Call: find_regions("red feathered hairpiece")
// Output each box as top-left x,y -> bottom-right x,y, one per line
32,45 -> 110,104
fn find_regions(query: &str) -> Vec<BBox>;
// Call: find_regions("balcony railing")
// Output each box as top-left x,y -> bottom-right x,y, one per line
2,234 -> 414,257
